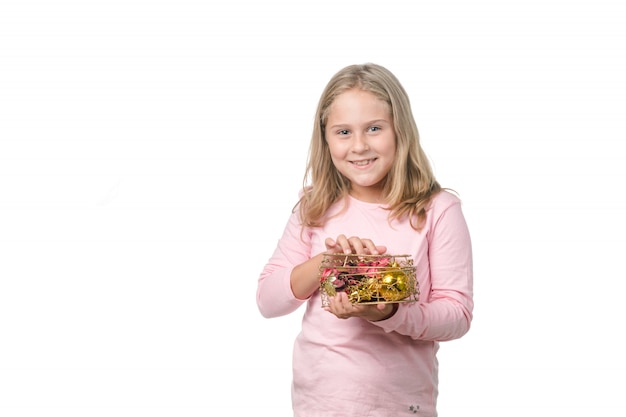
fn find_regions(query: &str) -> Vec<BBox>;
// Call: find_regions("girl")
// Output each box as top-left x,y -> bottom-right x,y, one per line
256,63 -> 473,417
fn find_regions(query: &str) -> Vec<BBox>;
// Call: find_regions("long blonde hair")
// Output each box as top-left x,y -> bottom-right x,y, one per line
298,63 -> 441,231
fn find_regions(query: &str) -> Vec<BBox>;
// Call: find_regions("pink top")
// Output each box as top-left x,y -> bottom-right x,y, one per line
257,190 -> 473,417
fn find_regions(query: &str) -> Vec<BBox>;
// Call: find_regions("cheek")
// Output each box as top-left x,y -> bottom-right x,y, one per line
383,138 -> 397,157
328,153 -> 343,170
327,141 -> 347,160
327,146 -> 348,174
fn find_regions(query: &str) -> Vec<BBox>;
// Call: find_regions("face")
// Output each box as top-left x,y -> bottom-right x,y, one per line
325,88 -> 396,203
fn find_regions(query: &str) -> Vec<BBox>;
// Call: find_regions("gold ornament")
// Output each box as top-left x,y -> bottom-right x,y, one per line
379,270 -> 410,301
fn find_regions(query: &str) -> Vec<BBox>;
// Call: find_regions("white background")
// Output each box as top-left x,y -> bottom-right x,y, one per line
1,0 -> 625,416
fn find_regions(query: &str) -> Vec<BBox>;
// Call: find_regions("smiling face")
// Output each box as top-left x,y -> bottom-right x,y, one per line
325,88 -> 396,203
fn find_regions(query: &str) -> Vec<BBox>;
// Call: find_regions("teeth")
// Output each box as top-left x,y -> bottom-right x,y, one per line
353,159 -> 372,166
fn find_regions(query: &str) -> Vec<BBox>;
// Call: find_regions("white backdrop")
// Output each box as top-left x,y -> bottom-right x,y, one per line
1,0 -> 625,416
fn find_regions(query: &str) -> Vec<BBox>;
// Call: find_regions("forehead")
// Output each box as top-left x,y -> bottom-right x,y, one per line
327,89 -> 391,120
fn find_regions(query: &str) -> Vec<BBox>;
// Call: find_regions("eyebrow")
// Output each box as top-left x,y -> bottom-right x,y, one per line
327,119 -> 391,130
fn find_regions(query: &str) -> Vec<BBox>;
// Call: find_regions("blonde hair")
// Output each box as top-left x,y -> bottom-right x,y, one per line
298,63 -> 441,231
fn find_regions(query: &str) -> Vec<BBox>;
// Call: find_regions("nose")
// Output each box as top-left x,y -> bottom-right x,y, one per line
352,132 -> 369,153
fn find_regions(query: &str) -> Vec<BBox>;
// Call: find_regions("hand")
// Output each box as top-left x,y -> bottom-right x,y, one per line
325,292 -> 398,321
325,234 -> 387,255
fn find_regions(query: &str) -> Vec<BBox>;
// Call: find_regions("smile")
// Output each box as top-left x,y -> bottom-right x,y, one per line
351,159 -> 376,166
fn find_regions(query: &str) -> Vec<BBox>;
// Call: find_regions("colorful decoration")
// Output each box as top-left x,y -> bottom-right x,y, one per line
319,254 -> 419,306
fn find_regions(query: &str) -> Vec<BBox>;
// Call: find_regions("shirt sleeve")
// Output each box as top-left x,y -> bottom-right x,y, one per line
373,197 -> 474,341
256,209 -> 312,318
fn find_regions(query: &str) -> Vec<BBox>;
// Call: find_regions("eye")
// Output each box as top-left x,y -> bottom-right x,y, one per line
368,126 -> 381,132
337,129 -> 350,135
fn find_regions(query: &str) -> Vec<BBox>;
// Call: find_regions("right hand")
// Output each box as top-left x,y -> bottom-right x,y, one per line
324,234 -> 387,256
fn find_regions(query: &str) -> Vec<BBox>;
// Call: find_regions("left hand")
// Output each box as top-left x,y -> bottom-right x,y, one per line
325,292 -> 398,321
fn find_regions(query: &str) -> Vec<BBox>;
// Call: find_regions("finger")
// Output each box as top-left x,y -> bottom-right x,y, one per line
347,236 -> 366,255
328,293 -> 354,318
324,237 -> 337,251
329,292 -> 348,310
338,291 -> 353,307
361,241 -> 388,256
358,238 -> 381,255
334,234 -> 352,254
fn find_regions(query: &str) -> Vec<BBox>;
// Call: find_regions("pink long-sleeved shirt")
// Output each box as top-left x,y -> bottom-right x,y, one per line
257,190 -> 473,417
